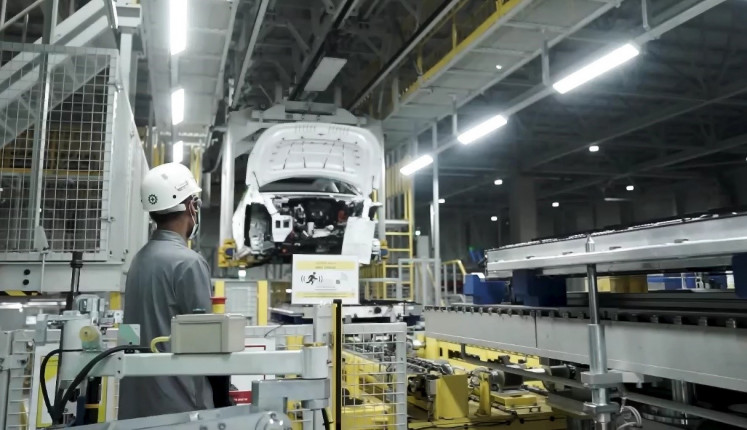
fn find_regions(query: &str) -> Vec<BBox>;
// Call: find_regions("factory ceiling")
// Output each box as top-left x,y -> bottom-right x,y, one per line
8,0 -> 744,213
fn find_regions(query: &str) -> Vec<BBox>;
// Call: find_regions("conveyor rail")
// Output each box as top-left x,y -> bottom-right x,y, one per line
486,213 -> 747,277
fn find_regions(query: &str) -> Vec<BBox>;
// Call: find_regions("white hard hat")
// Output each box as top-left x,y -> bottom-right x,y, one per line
140,162 -> 201,213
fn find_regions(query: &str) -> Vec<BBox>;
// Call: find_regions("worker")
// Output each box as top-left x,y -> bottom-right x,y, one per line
118,162 -> 229,419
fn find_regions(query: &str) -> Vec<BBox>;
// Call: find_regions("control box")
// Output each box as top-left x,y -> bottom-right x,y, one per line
170,313 -> 245,353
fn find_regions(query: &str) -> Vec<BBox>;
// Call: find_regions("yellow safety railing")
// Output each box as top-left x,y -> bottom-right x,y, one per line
152,142 -> 165,167
190,146 -> 201,184
361,156 -> 416,301
385,157 -> 415,301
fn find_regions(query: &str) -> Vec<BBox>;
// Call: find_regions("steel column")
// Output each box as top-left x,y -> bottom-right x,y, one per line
349,0 -> 462,109
119,32 -> 134,100
219,130 -> 235,244
233,0 -> 270,108
452,263 -> 457,294
378,154 -> 386,243
585,237 -> 611,429
28,0 -> 59,248
432,124 -> 441,306
201,172 -> 212,209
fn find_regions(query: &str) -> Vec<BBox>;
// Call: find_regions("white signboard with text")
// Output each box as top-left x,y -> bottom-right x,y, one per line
291,254 -> 360,304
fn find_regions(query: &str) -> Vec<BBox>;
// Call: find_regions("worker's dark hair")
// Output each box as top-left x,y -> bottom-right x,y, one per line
150,196 -> 194,225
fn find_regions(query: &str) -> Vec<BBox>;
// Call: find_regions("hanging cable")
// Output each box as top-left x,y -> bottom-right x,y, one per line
40,348 -> 61,418
51,345 -> 150,424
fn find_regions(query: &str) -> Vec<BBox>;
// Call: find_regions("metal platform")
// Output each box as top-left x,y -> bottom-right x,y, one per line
486,213 -> 747,277
376,0 -> 619,147
423,306 -> 747,393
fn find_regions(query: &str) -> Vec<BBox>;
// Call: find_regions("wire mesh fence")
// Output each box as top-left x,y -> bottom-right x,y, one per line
341,323 -> 408,430
0,42 -> 116,257
245,322 -> 408,430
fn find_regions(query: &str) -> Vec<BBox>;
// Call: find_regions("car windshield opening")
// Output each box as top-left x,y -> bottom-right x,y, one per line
259,178 -> 359,194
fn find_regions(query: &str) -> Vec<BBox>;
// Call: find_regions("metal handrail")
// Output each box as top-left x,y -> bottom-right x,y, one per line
0,0 -> 46,34
442,259 -> 466,294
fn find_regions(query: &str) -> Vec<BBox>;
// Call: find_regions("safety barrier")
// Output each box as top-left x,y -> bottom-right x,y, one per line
245,322 -> 409,430
0,42 -> 147,267
2,320 -> 407,430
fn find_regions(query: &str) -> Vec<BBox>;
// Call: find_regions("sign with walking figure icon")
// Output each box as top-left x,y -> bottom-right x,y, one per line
291,254 -> 359,304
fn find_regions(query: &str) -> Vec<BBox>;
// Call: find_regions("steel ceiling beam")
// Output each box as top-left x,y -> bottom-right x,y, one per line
287,0 -> 358,100
539,131 -> 747,198
385,0 -> 616,150
233,0 -> 271,108
527,77 -> 747,168
347,0 -> 462,109
396,0 -> 727,159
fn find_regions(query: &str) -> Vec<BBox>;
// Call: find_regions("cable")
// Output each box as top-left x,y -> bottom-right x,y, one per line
51,345 -> 150,424
150,336 -> 170,353
40,348 -> 61,418
616,399 -> 643,429
263,323 -> 285,338
321,407 -> 331,430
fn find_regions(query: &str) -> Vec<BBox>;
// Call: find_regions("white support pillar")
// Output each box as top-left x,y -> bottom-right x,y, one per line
431,123 -> 441,307
219,130 -> 235,245
119,32 -> 133,98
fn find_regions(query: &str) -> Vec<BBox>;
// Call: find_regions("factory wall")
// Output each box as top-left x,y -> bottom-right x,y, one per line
439,208 -> 502,262
429,180 -> 735,263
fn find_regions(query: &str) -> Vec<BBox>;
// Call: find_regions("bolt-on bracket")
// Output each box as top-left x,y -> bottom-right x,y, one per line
0,355 -> 28,371
583,401 -> 620,416
581,370 -> 623,388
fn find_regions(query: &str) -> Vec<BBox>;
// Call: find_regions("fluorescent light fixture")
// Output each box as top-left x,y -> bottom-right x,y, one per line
25,301 -> 64,307
438,198 -> 445,204
494,178 -> 503,186
553,43 -> 640,94
490,216 -> 498,222
552,201 -> 560,208
171,88 -> 184,125
0,302 -> 22,310
173,141 -> 184,162
400,154 -> 434,176
604,197 -> 629,202
169,0 -> 187,55
457,114 -> 508,145
415,230 -> 421,236
626,185 -> 635,191
304,57 -> 347,92
589,145 -> 600,153
495,64 -> 503,70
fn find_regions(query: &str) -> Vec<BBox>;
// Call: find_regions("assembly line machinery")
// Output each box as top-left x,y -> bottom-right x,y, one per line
422,212 -> 747,429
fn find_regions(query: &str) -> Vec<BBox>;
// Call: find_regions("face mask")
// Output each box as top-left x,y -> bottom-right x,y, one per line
189,198 -> 201,239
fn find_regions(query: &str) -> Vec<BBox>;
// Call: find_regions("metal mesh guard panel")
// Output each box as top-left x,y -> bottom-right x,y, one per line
342,323 -> 408,430
243,323 -> 408,430
0,43 -> 115,255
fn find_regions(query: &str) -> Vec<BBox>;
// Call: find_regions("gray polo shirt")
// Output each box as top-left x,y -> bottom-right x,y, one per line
118,229 -> 214,419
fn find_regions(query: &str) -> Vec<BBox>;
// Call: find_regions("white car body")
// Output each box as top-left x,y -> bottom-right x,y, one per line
232,122 -> 383,263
